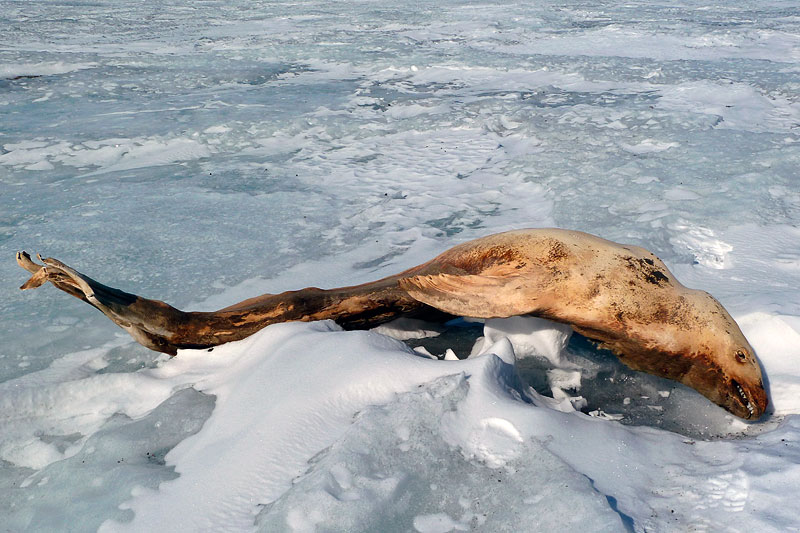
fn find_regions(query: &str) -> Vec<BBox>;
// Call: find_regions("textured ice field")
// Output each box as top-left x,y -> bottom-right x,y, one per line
2,0 -> 800,531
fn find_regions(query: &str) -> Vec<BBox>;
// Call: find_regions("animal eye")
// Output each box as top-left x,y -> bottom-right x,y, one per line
735,350 -> 747,363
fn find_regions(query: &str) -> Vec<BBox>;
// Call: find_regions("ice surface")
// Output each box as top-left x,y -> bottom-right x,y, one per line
2,0 -> 800,531
255,372 -> 623,533
3,388 -> 214,532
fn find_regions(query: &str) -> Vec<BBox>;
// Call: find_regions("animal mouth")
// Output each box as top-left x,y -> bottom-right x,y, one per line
731,379 -> 755,418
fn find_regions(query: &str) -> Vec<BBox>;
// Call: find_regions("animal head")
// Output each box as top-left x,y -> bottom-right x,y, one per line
615,289 -> 768,420
679,291 -> 768,420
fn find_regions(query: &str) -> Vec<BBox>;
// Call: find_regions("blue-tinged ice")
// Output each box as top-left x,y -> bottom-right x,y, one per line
2,0 -> 800,531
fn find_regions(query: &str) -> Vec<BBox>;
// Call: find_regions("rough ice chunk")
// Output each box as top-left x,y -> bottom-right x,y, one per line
372,317 -> 444,340
471,316 -> 572,366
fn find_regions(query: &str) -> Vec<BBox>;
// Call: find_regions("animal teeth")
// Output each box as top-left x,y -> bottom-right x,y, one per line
735,383 -> 754,414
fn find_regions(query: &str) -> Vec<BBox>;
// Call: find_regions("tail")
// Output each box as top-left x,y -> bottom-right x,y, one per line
17,252 -> 188,355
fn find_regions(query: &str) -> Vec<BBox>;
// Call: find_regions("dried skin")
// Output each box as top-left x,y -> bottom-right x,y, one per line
16,228 -> 768,419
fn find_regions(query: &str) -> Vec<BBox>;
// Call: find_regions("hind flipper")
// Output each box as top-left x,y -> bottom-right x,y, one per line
16,252 -> 185,354
18,251 -> 93,300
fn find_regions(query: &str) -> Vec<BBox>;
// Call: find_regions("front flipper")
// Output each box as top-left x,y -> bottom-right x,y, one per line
399,272 -> 539,319
16,252 -> 185,354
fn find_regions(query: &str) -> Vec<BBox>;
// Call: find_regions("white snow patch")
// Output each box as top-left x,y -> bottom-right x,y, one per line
739,313 -> 800,415
0,341 -> 170,470
670,222 -> 733,269
620,139 -> 680,155
372,317 -> 443,340
657,81 -> 800,134
471,316 -> 572,366
413,513 -> 466,533
664,187 -> 701,201
74,138 -> 213,175
24,160 -> 55,171
0,62 -> 97,79
203,125 -> 231,134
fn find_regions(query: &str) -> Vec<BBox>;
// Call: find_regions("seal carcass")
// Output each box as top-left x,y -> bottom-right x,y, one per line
16,228 -> 768,419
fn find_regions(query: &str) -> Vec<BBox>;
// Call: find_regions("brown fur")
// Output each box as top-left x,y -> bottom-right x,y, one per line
16,228 -> 768,419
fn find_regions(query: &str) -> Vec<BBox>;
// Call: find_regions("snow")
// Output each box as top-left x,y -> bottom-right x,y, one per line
0,61 -> 97,79
473,316 -> 573,365
2,0 -> 800,531
101,324 -> 627,532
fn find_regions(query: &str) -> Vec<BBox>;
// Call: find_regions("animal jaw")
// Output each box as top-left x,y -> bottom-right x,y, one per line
15,228 -> 769,420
